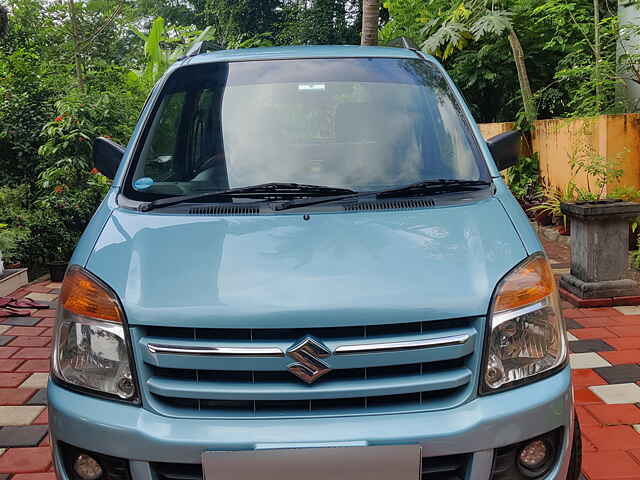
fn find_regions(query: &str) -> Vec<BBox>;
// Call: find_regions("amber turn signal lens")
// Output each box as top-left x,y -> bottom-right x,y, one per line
59,267 -> 122,323
494,255 -> 555,313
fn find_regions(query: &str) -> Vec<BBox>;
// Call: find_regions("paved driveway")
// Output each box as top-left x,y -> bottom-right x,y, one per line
2,278 -> 640,479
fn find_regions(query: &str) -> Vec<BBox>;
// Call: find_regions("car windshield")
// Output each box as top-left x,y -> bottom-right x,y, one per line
126,57 -> 487,200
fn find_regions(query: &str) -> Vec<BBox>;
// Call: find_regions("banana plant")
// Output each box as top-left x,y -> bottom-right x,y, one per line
131,18 -> 213,88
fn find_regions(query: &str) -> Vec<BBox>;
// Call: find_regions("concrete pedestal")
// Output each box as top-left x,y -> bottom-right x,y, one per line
559,201 -> 640,301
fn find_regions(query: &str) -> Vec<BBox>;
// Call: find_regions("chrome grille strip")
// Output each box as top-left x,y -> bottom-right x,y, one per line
147,344 -> 285,357
146,333 -> 471,358
333,334 -> 471,355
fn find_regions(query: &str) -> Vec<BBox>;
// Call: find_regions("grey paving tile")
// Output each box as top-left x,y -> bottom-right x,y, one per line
569,339 -> 614,353
26,389 -> 47,406
0,406 -> 45,426
590,383 -> 640,404
0,317 -> 40,326
570,353 -> 611,369
594,364 -> 640,384
0,474 -> 8,480
0,336 -> 14,346
0,425 -> 48,447
566,318 -> 583,329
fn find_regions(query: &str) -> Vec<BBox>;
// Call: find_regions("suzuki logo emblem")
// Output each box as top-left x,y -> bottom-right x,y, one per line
286,336 -> 331,384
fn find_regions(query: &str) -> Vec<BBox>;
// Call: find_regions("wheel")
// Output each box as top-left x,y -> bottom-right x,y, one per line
566,413 -> 582,480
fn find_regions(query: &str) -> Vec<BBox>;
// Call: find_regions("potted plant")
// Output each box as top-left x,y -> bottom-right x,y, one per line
529,182 -> 576,232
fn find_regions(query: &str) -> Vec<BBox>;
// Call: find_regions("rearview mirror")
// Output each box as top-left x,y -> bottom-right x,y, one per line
93,137 -> 125,180
487,130 -> 521,171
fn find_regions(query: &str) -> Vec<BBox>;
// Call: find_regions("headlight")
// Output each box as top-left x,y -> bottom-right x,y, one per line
481,253 -> 567,394
52,266 -> 138,402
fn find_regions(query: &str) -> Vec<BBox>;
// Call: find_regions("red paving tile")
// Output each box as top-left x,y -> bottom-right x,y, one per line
0,346 -> 19,358
606,337 -> 640,350
0,388 -> 36,405
609,325 -> 640,337
33,408 -> 48,425
0,447 -> 52,473
583,451 -> 640,479
16,359 -> 50,372
11,473 -> 57,480
586,404 -> 640,426
0,359 -> 24,372
575,388 -> 605,405
573,369 -> 608,388
36,318 -> 54,327
8,336 -> 51,347
0,372 -> 30,387
32,310 -> 56,318
576,406 -> 600,426
600,350 -> 640,365
5,326 -> 46,337
571,327 -> 619,339
582,425 -> 640,451
11,347 -> 51,359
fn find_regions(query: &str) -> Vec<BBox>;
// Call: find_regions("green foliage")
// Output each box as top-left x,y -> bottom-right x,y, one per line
0,48 -> 57,186
379,0 -> 426,45
506,153 -> 541,201
533,0 -> 623,116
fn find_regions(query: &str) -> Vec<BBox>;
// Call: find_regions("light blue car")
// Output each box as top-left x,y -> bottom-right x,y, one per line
49,44 -> 580,480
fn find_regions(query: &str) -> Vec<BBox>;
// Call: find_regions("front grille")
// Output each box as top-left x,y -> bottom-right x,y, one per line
154,453 -> 470,480
134,317 -> 482,418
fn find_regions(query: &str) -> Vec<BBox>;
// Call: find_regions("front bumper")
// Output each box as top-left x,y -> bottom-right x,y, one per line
49,365 -> 574,480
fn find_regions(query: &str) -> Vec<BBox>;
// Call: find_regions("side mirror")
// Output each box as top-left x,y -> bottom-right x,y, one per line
487,130 -> 521,171
93,137 -> 125,180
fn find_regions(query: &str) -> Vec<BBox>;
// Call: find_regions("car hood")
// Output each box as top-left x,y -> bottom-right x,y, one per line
86,198 -> 527,328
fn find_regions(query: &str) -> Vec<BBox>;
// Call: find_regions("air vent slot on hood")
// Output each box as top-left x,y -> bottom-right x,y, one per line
345,199 -> 436,212
188,205 -> 259,216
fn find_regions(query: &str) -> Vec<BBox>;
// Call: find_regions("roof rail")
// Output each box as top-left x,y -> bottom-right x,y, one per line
386,37 -> 419,51
184,40 -> 225,58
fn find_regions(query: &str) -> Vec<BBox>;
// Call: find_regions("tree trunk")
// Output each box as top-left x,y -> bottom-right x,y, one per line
0,5 -> 8,39
67,0 -> 85,91
361,0 -> 378,46
507,29 -> 536,121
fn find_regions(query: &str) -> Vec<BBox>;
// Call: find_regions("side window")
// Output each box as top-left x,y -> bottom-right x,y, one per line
137,92 -> 186,183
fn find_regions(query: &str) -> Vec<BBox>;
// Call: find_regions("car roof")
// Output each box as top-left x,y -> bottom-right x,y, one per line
185,45 -> 423,66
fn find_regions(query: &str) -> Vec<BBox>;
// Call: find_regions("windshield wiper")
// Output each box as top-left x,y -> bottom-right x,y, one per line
376,179 -> 491,199
274,193 -> 365,211
138,183 -> 357,212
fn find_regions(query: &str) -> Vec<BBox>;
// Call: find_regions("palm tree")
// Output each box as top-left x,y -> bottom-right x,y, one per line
422,1 -> 536,121
361,0 -> 379,46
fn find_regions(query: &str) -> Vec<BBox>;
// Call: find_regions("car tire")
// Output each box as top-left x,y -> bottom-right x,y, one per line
566,413 -> 582,480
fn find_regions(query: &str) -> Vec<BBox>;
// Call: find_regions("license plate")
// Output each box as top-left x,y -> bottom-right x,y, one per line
202,445 -> 422,480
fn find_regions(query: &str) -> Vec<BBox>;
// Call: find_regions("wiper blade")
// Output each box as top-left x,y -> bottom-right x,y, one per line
274,193 -> 364,211
139,183 -> 357,212
376,179 -> 491,199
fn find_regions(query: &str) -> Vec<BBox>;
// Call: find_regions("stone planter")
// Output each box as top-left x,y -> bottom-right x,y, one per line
0,268 -> 28,297
559,200 -> 640,301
